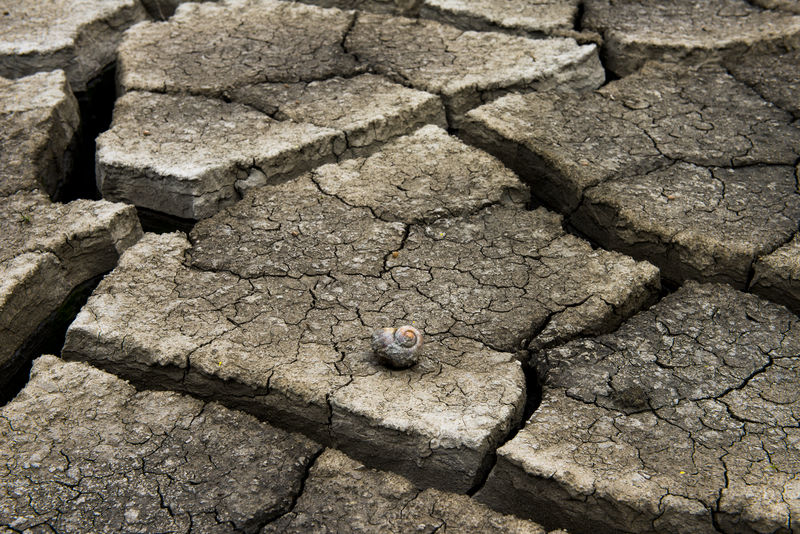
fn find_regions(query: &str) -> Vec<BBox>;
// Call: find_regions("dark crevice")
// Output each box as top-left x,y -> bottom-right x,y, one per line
710,459 -> 730,533
525,192 -> 544,211
562,218 -> 604,250
140,0 -> 180,20
0,273 -> 105,406
57,62 -> 118,203
588,29 -> 623,88
740,0 -> 772,11
574,1 -> 585,32
340,11 -> 359,58
521,363 -> 543,422
659,277 -> 681,297
467,364 -> 542,497
136,207 -> 197,234
466,449 -> 497,497
597,56 -> 621,88
743,263 -> 758,291
256,447 -> 324,531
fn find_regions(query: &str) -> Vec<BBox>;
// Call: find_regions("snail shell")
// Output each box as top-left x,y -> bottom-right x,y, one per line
371,325 -> 423,369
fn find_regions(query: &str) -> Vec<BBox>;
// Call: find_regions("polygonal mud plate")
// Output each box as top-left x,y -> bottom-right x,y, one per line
0,355 -> 321,533
65,161 -> 658,492
0,71 -> 79,199
263,448 -> 549,533
460,62 -> 800,288
478,282 -> 800,534
582,0 -> 800,77
0,0 -> 147,90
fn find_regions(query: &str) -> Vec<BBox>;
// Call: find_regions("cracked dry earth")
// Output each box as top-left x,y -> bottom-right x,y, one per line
1,1 -> 799,533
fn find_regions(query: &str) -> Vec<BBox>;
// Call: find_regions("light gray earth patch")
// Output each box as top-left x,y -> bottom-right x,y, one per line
346,13 -> 604,121
117,0 -> 361,95
590,64 -> 800,168
460,61 -> 800,288
477,282 -> 800,534
187,129 -> 658,354
582,0 -> 800,77
307,125 -> 529,224
227,74 -> 447,150
117,0 -> 602,120
459,88 -> 662,213
0,355 -> 322,533
105,0 -> 460,219
0,192 -> 142,388
0,0 -> 147,91
102,0 -> 603,220
97,80 -> 446,218
4,0 -> 800,531
96,91 -> 346,220
0,70 -> 142,389
572,163 -> 800,288
262,448 -> 550,533
726,45 -> 800,118
0,71 -> 80,199
284,0 -> 424,16
751,235 -> 800,316
367,207 -> 660,354
62,231 -> 527,492
460,61 -> 800,209
417,0 -> 579,38
188,174 -> 409,278
295,0 -> 589,41
65,134 -> 658,490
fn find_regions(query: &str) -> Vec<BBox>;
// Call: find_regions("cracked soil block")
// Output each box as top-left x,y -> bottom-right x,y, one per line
66,129 -> 659,492
460,61 -> 800,288
0,0 -> 147,91
0,355 -> 321,533
478,282 -> 800,534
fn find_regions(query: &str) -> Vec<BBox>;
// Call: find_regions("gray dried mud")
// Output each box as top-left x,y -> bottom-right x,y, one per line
2,0 -> 799,532
263,448 -> 550,533
1,356 -> 321,533
0,0 -> 147,91
0,71 -> 79,199
582,0 -> 800,77
0,71 -> 142,392
478,283 -> 800,534
460,61 -> 800,288
95,0 -> 603,219
64,128 -> 659,492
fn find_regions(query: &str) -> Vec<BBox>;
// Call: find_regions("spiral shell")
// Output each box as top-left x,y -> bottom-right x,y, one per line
371,325 -> 423,369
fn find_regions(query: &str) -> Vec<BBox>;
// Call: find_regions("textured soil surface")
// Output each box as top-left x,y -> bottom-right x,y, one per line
1,1 -> 799,533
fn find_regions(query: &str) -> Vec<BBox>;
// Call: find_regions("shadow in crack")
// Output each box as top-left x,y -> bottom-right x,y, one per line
0,274 -> 105,406
56,63 -> 118,203
466,363 -> 543,496
136,207 -> 197,234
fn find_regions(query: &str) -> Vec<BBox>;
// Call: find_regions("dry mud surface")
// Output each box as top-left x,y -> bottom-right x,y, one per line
1,1 -> 799,533
0,71 -> 142,391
